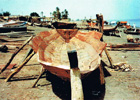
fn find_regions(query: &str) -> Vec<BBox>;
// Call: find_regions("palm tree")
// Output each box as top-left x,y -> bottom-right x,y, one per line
56,7 -> 61,20
64,9 -> 68,19
50,12 -> 52,17
56,7 -> 59,12
52,11 -> 57,19
61,11 -> 64,19
41,11 -> 43,17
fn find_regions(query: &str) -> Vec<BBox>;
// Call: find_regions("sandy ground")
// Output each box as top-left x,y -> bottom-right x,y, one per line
0,26 -> 140,100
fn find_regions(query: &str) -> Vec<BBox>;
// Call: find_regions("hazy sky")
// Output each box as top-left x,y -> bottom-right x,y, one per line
0,0 -> 140,20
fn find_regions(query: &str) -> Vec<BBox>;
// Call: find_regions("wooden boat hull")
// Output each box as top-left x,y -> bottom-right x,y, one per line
90,22 -> 120,33
40,62 -> 98,81
92,26 -> 117,32
30,30 -> 106,81
52,22 -> 76,29
87,22 -> 96,27
126,31 -> 140,35
0,26 -> 27,33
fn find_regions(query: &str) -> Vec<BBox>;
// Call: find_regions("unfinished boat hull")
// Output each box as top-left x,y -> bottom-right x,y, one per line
30,29 -> 106,81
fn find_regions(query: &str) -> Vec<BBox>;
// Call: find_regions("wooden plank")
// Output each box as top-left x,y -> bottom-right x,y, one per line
0,64 -> 16,70
0,31 -> 27,36
107,47 -> 140,51
98,64 -> 105,85
20,47 -> 33,64
68,50 -> 84,100
5,51 -> 35,82
96,14 -> 107,83
0,38 -> 26,42
0,36 -> 33,74
97,14 -> 114,68
104,48 -> 114,67
32,67 -> 46,88
110,43 -> 140,48
70,68 -> 84,100
2,43 -> 23,45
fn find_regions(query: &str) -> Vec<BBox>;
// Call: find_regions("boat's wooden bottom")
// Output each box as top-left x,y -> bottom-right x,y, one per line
40,63 -> 96,81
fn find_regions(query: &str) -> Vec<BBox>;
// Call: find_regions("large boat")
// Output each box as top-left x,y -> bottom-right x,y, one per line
125,29 -> 140,35
91,22 -> 120,33
86,20 -> 97,27
0,26 -> 27,33
30,29 -> 106,80
0,21 -> 27,33
119,21 -> 131,29
52,21 -> 77,29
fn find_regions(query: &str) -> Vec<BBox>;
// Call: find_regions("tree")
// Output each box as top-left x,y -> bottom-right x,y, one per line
51,7 -> 69,20
61,9 -> 69,19
50,12 -> 52,17
61,11 -> 64,19
30,12 -> 40,17
41,11 -> 43,17
19,16 -> 28,21
56,7 -> 61,20
0,13 -> 2,16
56,7 -> 59,12
3,11 -> 10,16
64,9 -> 68,19
52,11 -> 57,19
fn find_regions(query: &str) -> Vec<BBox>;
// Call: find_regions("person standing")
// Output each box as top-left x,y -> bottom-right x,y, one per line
133,23 -> 136,32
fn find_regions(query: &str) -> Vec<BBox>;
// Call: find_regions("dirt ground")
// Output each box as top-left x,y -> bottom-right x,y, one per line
0,26 -> 140,100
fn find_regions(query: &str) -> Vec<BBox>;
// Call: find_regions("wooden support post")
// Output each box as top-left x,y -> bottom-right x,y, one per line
20,47 -> 33,64
99,64 -> 105,85
97,14 -> 114,68
96,14 -> 106,84
0,36 -> 33,74
97,14 -> 104,41
5,51 -> 35,82
68,50 -> 84,100
104,48 -> 114,68
32,67 -> 46,88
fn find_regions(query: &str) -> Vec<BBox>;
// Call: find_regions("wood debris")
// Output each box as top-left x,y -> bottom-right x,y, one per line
113,62 -> 133,72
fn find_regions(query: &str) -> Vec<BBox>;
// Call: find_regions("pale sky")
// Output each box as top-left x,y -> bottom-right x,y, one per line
0,0 -> 140,20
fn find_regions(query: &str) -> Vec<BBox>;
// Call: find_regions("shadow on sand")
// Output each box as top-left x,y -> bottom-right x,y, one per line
46,64 -> 111,100
3,61 -> 111,100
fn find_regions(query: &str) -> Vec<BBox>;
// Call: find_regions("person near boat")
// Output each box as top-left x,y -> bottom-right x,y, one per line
133,23 -> 136,32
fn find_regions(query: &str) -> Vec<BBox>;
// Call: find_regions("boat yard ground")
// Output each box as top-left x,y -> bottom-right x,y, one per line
0,26 -> 140,100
